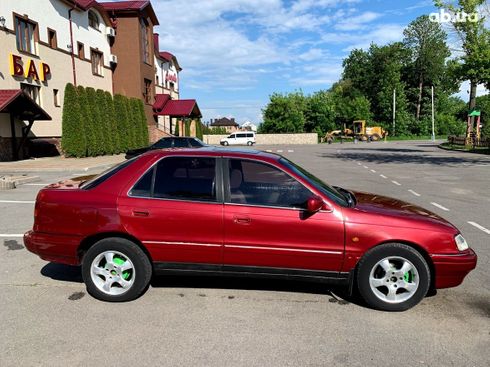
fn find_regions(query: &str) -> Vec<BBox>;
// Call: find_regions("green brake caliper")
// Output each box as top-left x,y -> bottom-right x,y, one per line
403,271 -> 412,282
113,256 -> 130,280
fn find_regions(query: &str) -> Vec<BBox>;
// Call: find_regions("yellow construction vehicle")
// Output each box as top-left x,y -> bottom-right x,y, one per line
324,120 -> 387,142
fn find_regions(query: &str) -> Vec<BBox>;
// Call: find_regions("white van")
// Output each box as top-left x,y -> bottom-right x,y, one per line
220,132 -> 256,146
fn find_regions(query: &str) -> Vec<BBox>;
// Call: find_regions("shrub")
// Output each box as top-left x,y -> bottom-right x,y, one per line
104,91 -> 120,153
114,94 -> 130,151
61,83 -> 85,157
185,120 -> 191,136
77,86 -> 97,156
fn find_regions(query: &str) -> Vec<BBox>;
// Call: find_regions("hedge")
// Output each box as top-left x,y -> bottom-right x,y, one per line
61,85 -> 150,157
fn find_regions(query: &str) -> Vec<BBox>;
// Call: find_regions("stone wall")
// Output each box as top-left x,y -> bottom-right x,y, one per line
202,133 -> 318,145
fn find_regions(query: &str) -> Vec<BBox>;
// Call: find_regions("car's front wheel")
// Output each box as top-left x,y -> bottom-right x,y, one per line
82,238 -> 152,302
223,141 -> 229,146
356,243 -> 430,311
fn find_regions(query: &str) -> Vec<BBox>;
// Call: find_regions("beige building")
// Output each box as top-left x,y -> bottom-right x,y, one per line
0,0 -> 113,160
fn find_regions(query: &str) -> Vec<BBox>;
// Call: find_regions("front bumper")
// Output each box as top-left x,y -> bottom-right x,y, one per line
432,249 -> 477,289
24,230 -> 81,265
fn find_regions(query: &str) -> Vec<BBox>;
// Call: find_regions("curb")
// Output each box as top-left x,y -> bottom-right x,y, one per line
0,161 -> 122,174
437,143 -> 490,155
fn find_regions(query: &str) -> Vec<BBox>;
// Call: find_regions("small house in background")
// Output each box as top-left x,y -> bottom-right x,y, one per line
241,121 -> 257,132
209,117 -> 239,133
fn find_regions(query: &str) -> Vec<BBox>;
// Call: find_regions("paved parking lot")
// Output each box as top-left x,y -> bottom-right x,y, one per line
1,141 -> 489,366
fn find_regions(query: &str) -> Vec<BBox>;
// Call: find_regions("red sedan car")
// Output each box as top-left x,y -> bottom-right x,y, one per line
24,148 -> 477,311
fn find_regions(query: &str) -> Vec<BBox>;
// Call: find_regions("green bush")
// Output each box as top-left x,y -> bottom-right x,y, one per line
85,87 -> 104,155
175,120 -> 180,136
137,99 -> 149,146
61,83 -> 85,157
114,94 -> 130,151
104,91 -> 120,153
77,86 -> 98,156
96,89 -> 113,154
185,120 -> 191,136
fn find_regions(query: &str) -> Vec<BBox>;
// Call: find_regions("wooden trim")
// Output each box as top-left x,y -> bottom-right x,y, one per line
12,12 -> 40,56
47,28 -> 57,49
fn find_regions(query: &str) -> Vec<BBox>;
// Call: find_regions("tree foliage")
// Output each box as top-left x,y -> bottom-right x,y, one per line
61,83 -> 85,157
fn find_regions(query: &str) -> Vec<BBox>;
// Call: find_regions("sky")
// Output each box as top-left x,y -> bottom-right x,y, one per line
121,0 -> 489,124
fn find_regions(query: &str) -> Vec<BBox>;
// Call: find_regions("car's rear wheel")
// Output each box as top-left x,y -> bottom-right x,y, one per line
247,141 -> 253,146
82,238 -> 152,302
356,243 -> 430,311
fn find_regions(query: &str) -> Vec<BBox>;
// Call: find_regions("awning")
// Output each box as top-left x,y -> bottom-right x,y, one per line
153,94 -> 202,118
0,89 -> 51,121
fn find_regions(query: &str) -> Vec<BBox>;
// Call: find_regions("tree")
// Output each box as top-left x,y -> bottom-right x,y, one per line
435,0 -> 490,137
260,92 -> 306,133
136,99 -> 149,147
104,91 -> 120,153
174,120 -> 180,136
303,90 -> 337,135
114,94 -> 130,151
77,86 -> 96,156
403,15 -> 450,120
61,83 -> 85,157
86,87 -> 104,155
185,119 -> 191,136
96,89 -> 114,154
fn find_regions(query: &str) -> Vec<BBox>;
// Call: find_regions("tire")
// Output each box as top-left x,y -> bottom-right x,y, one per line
82,237 -> 152,302
247,141 -> 253,146
223,141 -> 229,146
371,134 -> 381,141
356,243 -> 430,311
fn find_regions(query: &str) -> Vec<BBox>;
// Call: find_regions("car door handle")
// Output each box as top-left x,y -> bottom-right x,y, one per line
234,216 -> 251,224
132,210 -> 149,217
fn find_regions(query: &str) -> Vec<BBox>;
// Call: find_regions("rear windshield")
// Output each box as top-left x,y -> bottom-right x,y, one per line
80,159 -> 136,190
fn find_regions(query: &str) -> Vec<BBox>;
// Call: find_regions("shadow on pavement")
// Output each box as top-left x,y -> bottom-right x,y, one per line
41,263 -> 83,283
324,151 -> 489,166
39,262 -> 366,307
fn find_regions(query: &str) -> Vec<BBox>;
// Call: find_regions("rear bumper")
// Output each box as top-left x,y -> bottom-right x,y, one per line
432,249 -> 477,289
24,230 -> 81,265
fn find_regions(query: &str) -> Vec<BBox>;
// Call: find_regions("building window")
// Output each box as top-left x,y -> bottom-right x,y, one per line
88,11 -> 100,30
53,89 -> 60,107
48,29 -> 57,49
91,50 -> 103,76
15,16 -> 37,54
143,79 -> 152,104
77,42 -> 85,59
21,83 -> 41,106
140,18 -> 150,63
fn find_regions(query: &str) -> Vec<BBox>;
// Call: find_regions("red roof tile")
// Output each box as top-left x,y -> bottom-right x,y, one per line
0,90 -> 22,111
159,52 -> 182,71
153,94 -> 170,113
75,0 -> 97,10
160,99 -> 201,117
99,1 -> 159,25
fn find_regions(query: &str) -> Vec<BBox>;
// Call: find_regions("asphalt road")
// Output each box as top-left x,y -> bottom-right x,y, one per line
1,141 -> 489,366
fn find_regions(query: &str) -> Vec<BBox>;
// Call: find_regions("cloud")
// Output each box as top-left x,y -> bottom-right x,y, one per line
334,11 -> 382,31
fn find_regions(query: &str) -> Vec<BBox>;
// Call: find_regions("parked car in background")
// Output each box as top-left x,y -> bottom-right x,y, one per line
220,132 -> 255,146
125,137 -> 206,159
24,148 -> 476,311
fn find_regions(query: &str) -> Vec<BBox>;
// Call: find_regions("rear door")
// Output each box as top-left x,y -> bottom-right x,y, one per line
118,156 -> 223,265
223,158 -> 345,272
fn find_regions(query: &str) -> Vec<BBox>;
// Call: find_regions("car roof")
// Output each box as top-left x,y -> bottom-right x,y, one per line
142,147 -> 281,161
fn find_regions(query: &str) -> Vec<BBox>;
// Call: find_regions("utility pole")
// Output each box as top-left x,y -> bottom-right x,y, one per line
392,89 -> 396,136
431,85 -> 435,142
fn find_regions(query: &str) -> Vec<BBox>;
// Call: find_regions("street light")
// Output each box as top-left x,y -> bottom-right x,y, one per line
0,16 -> 6,28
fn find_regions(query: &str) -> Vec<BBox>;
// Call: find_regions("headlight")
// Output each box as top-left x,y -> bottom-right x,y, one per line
455,234 -> 469,251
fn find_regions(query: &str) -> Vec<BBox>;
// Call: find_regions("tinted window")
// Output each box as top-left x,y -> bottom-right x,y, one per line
129,167 -> 154,197
228,159 -> 311,209
237,133 -> 247,138
279,157 -> 348,207
246,133 -> 254,138
153,157 -> 216,201
80,159 -> 135,190
152,139 -> 172,149
173,139 -> 189,148
189,138 -> 204,147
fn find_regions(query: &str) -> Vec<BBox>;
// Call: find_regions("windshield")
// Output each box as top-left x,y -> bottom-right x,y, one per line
279,157 -> 349,207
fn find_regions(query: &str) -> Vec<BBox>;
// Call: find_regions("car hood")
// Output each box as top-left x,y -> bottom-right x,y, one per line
349,190 -> 457,231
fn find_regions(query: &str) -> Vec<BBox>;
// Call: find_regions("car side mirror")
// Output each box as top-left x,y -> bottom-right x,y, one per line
307,196 -> 325,213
